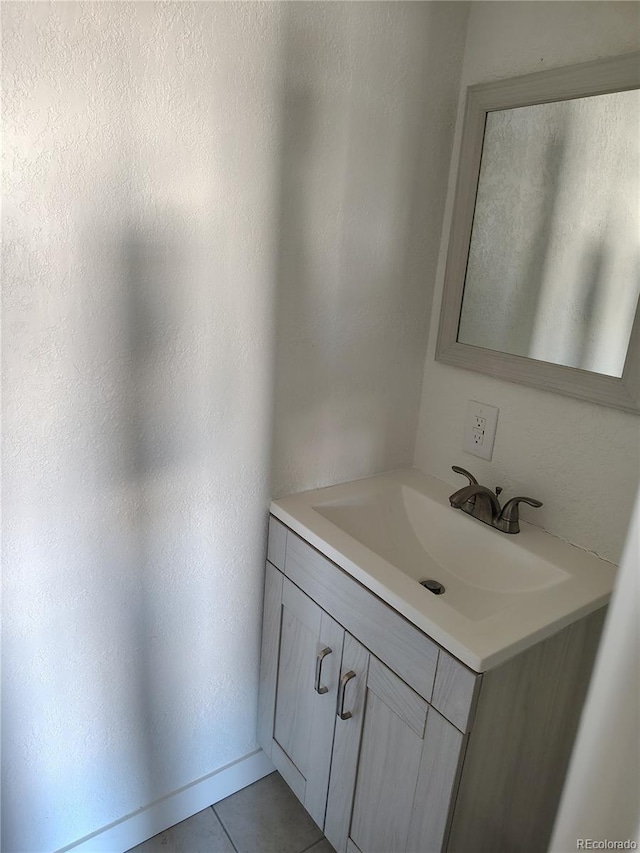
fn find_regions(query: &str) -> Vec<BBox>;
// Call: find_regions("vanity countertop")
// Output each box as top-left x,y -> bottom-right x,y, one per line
270,468 -> 617,671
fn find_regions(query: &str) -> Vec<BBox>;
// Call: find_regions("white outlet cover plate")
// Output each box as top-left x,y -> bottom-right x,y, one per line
463,400 -> 499,460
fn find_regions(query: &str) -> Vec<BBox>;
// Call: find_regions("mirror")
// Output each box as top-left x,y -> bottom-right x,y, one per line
459,91 -> 639,377
436,52 -> 640,413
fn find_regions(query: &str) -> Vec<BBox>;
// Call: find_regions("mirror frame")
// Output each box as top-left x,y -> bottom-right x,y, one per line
436,51 -> 640,414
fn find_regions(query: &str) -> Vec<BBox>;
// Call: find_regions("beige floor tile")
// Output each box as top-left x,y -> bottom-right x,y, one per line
127,807 -> 235,853
305,839 -> 336,853
214,772 -> 323,853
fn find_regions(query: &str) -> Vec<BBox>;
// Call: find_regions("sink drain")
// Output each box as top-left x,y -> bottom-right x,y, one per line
420,579 -> 445,595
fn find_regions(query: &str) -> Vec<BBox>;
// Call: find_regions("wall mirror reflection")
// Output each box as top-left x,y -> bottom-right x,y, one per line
436,52 -> 640,413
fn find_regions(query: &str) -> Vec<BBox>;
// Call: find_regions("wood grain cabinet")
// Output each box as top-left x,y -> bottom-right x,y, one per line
324,639 -> 465,853
258,517 -> 605,853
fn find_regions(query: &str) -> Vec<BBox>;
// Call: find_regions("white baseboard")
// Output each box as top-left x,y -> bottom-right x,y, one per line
56,749 -> 275,853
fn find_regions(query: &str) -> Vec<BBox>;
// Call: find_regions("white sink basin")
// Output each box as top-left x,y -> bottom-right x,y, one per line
315,484 -> 569,621
271,469 -> 616,671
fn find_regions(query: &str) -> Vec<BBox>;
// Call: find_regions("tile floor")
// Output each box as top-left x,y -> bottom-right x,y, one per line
128,772 -> 334,853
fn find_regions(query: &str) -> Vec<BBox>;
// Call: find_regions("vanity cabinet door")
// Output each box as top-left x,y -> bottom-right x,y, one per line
271,575 -> 344,828
326,643 -> 466,853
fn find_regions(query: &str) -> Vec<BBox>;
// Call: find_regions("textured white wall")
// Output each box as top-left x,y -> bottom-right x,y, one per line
2,3 -> 467,851
414,1 -> 640,565
3,5 -> 282,851
270,2 -> 468,498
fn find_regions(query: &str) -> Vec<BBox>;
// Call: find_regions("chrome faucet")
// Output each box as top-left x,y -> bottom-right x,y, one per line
449,466 -> 542,534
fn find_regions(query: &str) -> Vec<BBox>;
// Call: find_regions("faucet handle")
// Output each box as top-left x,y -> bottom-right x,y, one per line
451,465 -> 478,485
496,496 -> 543,534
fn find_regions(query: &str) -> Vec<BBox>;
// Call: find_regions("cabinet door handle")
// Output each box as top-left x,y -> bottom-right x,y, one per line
314,647 -> 332,694
337,670 -> 357,719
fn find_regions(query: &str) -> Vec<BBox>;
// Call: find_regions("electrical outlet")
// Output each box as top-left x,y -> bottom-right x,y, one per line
463,400 -> 499,460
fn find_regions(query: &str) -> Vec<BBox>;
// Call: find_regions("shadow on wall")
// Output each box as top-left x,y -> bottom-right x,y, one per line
2,3 -> 467,850
270,2 -> 464,498
3,184 -> 273,846
571,240 -> 607,371
100,222 -> 198,823
509,133 -> 567,358
525,122 -> 617,372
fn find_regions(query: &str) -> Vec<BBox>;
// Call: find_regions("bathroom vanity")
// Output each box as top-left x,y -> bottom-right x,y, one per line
257,470 -> 615,853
